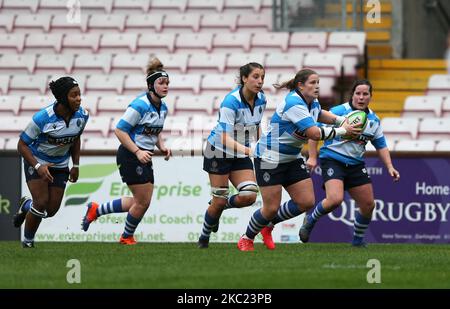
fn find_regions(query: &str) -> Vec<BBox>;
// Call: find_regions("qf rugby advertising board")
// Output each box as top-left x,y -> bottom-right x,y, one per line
21,156 -> 449,243
310,158 -> 450,244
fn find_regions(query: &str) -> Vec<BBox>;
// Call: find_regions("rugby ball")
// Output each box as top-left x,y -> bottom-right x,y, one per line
341,110 -> 367,140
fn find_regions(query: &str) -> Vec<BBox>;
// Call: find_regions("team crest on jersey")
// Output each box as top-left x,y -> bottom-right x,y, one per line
52,124 -> 57,129
259,106 -> 262,114
327,168 -> 334,176
362,168 -> 367,174
301,164 -> 306,170
77,119 -> 81,127
28,166 -> 35,175
263,172 -> 270,182
210,160 -> 219,172
136,166 -> 143,175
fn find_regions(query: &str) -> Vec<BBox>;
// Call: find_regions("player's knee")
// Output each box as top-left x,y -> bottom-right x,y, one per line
361,201 -> 375,212
211,198 -> 227,209
327,194 -> 344,206
237,193 -> 257,206
33,198 -> 49,211
46,209 -> 58,218
293,198 -> 314,212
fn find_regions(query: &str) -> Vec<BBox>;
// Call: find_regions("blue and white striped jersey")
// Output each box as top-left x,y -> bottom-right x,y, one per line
319,102 -> 387,165
116,92 -> 168,151
20,103 -> 89,168
255,90 -> 321,164
207,86 -> 266,158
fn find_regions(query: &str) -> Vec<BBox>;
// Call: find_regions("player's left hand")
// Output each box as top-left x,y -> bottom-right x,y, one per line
69,166 -> 79,182
162,148 -> 172,161
388,167 -> 400,182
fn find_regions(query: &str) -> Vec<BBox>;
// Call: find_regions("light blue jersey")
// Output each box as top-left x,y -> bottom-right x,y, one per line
116,92 -> 168,151
207,86 -> 266,158
319,102 -> 387,165
255,90 -> 321,164
20,103 -> 89,168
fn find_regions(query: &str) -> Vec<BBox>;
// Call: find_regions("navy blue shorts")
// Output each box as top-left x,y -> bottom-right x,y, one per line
24,161 -> 69,188
117,145 -> 154,185
320,158 -> 371,190
203,142 -> 254,175
255,158 -> 310,187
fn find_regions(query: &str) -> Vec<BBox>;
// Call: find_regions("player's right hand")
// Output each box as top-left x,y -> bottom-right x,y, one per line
341,120 -> 362,138
37,163 -> 54,183
136,149 -> 153,164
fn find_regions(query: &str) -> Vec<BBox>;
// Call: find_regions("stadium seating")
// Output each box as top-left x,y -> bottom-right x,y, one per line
289,32 -> 328,53
200,13 -> 238,32
151,0 -> 188,13
36,54 -> 74,74
427,74 -> 450,95
100,33 -> 138,53
0,54 -> 36,73
137,33 -> 176,53
187,53 -> 227,73
402,96 -> 443,118
417,118 -> 450,141
83,137 -> 120,150
0,33 -> 25,53
394,140 -> 436,152
175,95 -> 216,115
51,14 -> 89,33
251,32 -> 290,52
97,96 -> 135,116
21,95 -> 53,115
73,54 -> 112,74
0,75 -> 10,95
25,33 -> 63,53
435,140 -> 450,151
9,75 -> 48,95
62,34 -> 100,53
125,14 -> 163,32
111,54 -> 149,74
0,3 -> 378,152
212,33 -> 252,53
442,96 -> 450,117
113,0 -> 152,12
380,117 -> 419,140
4,137 -> 19,150
190,115 -> 217,136
14,14 -> 52,32
0,15 -> 15,33
188,0 -> 225,12
0,116 -> 30,138
88,14 -> 126,32
0,96 -> 21,115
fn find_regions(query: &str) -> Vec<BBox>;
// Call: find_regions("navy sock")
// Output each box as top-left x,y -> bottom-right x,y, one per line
271,200 -> 303,225
245,209 -> 270,240
352,212 -> 371,244
199,210 -> 220,241
97,198 -> 123,217
122,213 -> 141,238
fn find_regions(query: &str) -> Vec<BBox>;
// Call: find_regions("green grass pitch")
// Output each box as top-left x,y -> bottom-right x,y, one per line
0,242 -> 449,289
